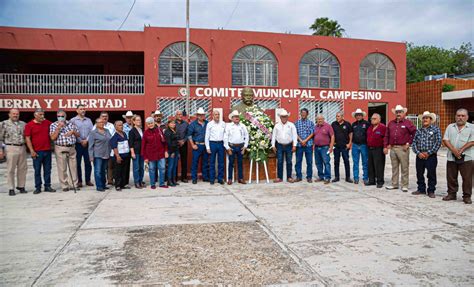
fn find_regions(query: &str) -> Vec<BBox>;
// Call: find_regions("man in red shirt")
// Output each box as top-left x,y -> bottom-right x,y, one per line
383,105 -> 417,192
25,108 -> 56,194
367,113 -> 386,188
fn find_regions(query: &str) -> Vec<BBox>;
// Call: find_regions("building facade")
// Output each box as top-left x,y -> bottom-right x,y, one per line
407,78 -> 474,133
0,26 -> 406,123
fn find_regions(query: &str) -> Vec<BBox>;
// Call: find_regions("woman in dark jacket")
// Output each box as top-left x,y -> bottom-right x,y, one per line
164,119 -> 179,187
128,115 -> 145,189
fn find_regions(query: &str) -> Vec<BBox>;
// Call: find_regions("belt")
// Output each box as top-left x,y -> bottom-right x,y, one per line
210,141 -> 223,144
277,142 -> 292,147
5,143 -> 24,146
229,143 -> 244,147
315,145 -> 329,148
194,142 -> 205,145
57,144 -> 74,147
368,146 -> 383,150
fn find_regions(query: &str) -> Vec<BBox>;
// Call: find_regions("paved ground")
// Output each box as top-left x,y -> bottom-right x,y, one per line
0,149 -> 473,286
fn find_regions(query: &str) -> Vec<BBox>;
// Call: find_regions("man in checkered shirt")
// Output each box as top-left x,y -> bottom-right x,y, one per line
411,111 -> 442,198
50,110 -> 80,191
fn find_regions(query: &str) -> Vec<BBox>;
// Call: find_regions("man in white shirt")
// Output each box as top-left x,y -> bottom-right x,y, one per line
272,109 -> 298,183
93,112 -> 116,185
224,110 -> 249,185
205,110 -> 226,185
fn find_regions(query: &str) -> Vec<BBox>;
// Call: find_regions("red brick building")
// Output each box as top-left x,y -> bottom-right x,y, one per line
407,78 -> 474,133
0,26 -> 406,123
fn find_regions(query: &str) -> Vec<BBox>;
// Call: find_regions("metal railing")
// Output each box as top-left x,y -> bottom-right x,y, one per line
0,73 -> 144,95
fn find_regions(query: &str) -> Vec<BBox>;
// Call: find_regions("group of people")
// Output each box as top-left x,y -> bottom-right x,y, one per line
0,104 -> 472,204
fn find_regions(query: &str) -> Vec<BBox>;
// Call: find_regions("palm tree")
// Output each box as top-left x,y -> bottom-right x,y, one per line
309,17 -> 345,37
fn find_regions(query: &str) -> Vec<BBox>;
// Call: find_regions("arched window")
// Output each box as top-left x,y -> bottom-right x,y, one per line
232,45 -> 278,86
299,49 -> 340,88
359,53 -> 396,90
159,42 -> 208,85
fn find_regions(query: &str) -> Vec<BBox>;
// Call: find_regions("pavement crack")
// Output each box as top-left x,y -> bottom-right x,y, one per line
30,190 -> 112,287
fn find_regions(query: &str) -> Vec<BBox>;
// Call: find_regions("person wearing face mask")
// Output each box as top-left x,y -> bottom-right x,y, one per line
70,104 -> 94,188
50,110 -> 80,192
25,108 -> 56,194
0,109 -> 28,196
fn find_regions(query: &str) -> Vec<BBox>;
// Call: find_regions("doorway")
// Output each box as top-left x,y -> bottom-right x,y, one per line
368,102 -> 387,124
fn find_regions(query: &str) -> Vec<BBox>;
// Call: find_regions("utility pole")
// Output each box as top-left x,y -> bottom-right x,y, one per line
185,0 -> 190,115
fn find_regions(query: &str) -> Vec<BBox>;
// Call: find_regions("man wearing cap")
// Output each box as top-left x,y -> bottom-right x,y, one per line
25,108 -> 56,194
411,111 -> 441,198
331,112 -> 353,183
442,108 -> 473,204
384,105 -> 417,192
175,110 -> 189,183
153,110 -> 166,131
272,109 -> 297,183
224,110 -> 249,185
122,111 -> 134,137
0,109 -> 27,196
351,108 -> 370,185
50,110 -> 80,192
70,104 -> 94,188
187,108 -> 209,184
295,108 -> 315,183
206,110 -> 226,185
313,114 -> 335,184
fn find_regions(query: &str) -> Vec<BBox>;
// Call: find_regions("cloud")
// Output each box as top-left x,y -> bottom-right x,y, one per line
0,0 -> 472,48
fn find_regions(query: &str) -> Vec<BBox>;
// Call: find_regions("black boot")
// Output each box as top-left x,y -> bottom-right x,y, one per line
9,189 -> 16,196
17,187 -> 27,193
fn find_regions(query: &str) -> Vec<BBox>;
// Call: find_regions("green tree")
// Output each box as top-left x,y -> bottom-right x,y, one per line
309,17 -> 345,37
406,42 -> 473,83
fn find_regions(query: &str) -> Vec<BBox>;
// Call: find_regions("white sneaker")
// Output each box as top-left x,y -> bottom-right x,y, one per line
401,187 -> 408,192
385,186 -> 398,190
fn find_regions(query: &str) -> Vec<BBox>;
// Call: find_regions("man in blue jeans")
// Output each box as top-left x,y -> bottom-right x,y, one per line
224,110 -> 249,185
188,108 -> 209,184
411,111 -> 441,198
313,114 -> 335,184
295,108 -> 315,183
206,110 -> 226,185
24,108 -> 56,194
70,104 -> 94,187
272,109 -> 298,183
351,109 -> 370,185
331,112 -> 353,183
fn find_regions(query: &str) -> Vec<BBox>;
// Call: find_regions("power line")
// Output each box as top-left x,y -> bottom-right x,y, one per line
117,0 -> 137,31
223,0 -> 240,29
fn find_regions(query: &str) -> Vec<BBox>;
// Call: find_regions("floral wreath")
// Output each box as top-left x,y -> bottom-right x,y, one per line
240,106 -> 274,162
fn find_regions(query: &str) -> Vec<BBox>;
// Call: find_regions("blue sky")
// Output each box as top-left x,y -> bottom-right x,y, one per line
0,0 -> 472,48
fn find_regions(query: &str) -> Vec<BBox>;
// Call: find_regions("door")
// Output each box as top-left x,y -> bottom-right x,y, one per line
368,102 -> 387,124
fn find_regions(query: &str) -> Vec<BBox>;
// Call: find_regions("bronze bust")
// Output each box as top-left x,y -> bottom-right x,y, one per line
232,87 -> 261,114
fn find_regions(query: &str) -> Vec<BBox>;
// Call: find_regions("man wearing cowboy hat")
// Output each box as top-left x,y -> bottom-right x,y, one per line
384,104 -> 417,192
224,110 -> 249,185
351,108 -> 370,185
411,111 -> 441,198
272,109 -> 298,183
442,108 -> 473,204
122,111 -> 134,137
205,109 -> 226,185
187,107 -> 209,184
152,110 -> 166,131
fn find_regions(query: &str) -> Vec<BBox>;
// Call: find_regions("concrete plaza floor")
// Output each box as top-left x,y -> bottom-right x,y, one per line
0,149 -> 473,286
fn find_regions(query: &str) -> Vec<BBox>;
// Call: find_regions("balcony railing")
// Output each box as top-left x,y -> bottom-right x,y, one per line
0,74 -> 144,95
